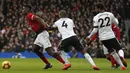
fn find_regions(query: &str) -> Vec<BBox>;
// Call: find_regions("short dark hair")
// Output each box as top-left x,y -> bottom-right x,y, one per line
95,2 -> 105,10
59,10 -> 67,18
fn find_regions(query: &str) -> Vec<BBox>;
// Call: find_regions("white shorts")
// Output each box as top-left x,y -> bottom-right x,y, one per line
34,31 -> 52,49
102,45 -> 109,54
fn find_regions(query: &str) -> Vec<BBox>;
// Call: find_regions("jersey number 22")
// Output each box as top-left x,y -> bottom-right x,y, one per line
98,17 -> 110,28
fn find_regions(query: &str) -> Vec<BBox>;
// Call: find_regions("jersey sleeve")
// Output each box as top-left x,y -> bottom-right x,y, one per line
27,13 -> 36,20
93,16 -> 99,28
71,19 -> 75,28
112,24 -> 121,40
52,22 -> 57,28
115,18 -> 119,25
111,13 -> 118,25
88,17 -> 98,38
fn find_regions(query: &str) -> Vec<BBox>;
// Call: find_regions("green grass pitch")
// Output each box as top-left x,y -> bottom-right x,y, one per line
0,58 -> 129,73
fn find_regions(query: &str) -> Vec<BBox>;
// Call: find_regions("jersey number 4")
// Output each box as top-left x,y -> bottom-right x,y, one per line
98,17 -> 110,28
62,21 -> 68,28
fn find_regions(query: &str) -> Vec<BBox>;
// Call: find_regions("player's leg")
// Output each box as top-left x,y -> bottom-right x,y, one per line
118,49 -> 124,58
46,47 -> 71,70
59,50 -> 71,70
41,34 -> 65,64
58,40 -> 71,70
58,41 -> 70,64
32,44 -> 52,69
33,32 -> 52,69
60,50 -> 70,64
110,55 -> 120,68
45,47 -> 65,64
117,41 -> 127,67
102,38 -> 126,70
118,41 -> 127,59
81,49 -> 100,70
41,31 -> 71,70
105,54 -> 116,68
116,41 -> 127,67
102,45 -> 119,68
71,36 -> 100,70
119,49 -> 127,67
110,51 -> 125,70
102,45 -> 111,61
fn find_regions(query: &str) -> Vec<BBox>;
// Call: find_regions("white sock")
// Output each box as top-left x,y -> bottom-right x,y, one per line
118,49 -> 124,58
111,51 -> 124,67
84,53 -> 96,66
60,50 -> 70,64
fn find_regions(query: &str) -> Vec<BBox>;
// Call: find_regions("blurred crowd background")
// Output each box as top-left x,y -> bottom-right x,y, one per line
0,0 -> 130,58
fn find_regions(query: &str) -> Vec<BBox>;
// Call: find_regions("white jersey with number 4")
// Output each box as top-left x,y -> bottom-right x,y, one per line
53,18 -> 76,40
91,12 -> 118,40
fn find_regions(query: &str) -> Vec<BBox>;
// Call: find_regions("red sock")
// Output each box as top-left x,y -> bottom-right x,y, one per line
110,55 -> 115,66
41,55 -> 50,64
34,50 -> 50,64
56,55 -> 65,64
111,55 -> 118,64
114,58 -> 118,64
115,60 -> 118,64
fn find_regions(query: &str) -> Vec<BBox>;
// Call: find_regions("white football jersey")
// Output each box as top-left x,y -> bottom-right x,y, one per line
88,12 -> 118,40
53,18 -> 76,40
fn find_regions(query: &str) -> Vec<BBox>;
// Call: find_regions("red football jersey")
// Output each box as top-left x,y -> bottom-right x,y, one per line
27,12 -> 43,33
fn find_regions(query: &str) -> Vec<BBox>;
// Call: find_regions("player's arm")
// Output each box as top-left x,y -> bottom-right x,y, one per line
87,32 -> 98,45
111,14 -> 118,26
47,25 -> 58,31
112,24 -> 121,40
27,13 -> 47,28
87,17 -> 98,39
35,16 -> 48,28
90,32 -> 98,41
44,22 -> 58,32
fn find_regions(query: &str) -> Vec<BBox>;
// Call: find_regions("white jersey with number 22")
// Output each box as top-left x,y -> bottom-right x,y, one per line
92,12 -> 118,40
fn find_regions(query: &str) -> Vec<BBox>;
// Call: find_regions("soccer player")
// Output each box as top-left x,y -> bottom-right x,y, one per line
23,4 -> 71,70
51,10 -> 100,70
88,23 -> 127,68
86,2 -> 126,70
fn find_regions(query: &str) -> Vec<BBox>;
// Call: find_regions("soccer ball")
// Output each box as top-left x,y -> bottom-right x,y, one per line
2,61 -> 11,69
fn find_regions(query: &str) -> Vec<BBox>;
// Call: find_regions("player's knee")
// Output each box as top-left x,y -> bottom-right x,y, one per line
47,51 -> 54,56
46,47 -> 57,56
48,51 -> 59,58
46,49 -> 59,57
53,53 -> 59,58
32,45 -> 41,52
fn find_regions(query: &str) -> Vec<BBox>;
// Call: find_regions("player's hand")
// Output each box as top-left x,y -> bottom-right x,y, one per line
86,36 -> 91,46
87,40 -> 92,46
86,36 -> 90,41
46,24 -> 50,27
